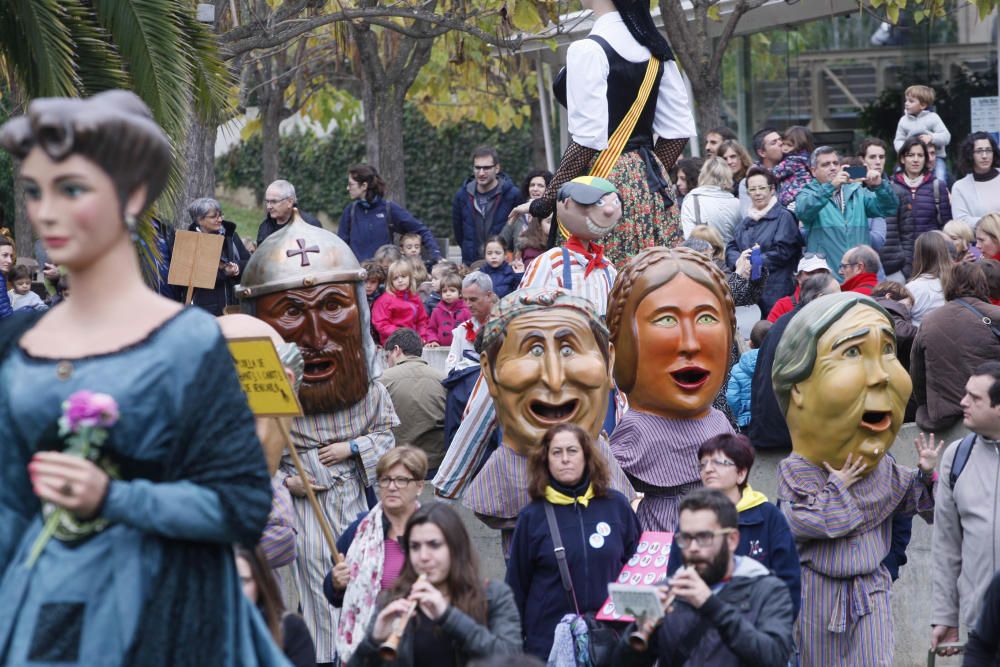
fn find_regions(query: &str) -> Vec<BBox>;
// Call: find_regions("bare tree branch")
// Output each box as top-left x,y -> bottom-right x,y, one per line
221,5 -> 521,59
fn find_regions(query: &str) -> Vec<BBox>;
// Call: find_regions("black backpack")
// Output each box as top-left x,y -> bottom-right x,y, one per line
948,433 -> 977,490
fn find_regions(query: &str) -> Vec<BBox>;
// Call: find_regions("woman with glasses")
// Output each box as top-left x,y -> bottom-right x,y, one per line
664,434 -> 800,617
181,197 -> 251,315
880,137 -> 952,281
726,166 -> 803,315
506,423 -> 641,659
329,446 -> 428,664
951,132 -> 1000,227
347,503 -> 522,666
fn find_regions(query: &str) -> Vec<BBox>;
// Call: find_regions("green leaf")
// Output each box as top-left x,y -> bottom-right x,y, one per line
707,4 -> 722,21
0,0 -> 77,96
512,0 -> 544,31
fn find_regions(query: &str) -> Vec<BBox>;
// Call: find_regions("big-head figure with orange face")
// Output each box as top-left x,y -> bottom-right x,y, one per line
461,288 -> 634,544
236,215 -> 397,665
608,247 -> 737,532
772,292 -> 940,666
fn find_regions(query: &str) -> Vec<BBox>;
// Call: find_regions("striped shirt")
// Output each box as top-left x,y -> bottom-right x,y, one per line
778,453 -> 934,666
432,245 -> 617,500
279,382 -> 398,663
260,477 -> 297,569
610,408 -> 733,532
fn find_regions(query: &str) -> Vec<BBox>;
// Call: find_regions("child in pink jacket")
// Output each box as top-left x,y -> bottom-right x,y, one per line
427,272 -> 471,346
371,259 -> 431,344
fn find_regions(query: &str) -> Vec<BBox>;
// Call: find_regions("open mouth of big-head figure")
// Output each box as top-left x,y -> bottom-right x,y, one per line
304,359 -> 336,381
530,399 -> 580,424
860,410 -> 892,432
670,367 -> 710,390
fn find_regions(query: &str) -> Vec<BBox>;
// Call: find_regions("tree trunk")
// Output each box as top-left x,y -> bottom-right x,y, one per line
690,77 -> 724,139
351,14 -> 436,209
259,69 -> 284,188
173,110 -> 218,228
364,87 -> 409,204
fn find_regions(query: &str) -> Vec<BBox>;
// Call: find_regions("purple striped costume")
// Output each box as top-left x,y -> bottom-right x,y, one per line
778,453 -> 934,666
610,407 -> 733,532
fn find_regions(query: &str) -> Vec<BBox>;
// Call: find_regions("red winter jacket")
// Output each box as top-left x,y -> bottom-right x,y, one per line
767,286 -> 800,322
840,272 -> 878,295
371,289 -> 431,344
428,299 -> 472,346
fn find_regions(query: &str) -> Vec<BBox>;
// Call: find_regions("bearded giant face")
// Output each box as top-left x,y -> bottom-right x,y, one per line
255,283 -> 369,414
481,308 -> 612,457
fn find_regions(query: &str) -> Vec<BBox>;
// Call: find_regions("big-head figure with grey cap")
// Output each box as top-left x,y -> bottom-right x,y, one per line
237,212 -> 398,664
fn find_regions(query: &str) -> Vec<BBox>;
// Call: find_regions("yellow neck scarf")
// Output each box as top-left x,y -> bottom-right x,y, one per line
545,483 -> 596,507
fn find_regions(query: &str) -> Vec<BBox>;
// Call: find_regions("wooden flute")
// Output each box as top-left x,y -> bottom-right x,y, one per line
378,573 -> 428,660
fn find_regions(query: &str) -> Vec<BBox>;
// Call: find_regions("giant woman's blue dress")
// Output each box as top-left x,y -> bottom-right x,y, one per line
0,308 -> 290,666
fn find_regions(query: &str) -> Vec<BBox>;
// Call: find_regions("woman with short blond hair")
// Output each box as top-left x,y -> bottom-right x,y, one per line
681,156 -> 741,245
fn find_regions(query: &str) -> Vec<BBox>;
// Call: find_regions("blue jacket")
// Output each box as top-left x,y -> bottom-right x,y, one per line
452,175 -> 521,264
506,492 -> 641,659
726,348 -> 758,428
794,178 -> 898,280
338,196 -> 441,263
725,204 -> 802,315
0,272 -> 13,319
480,262 -> 521,299
667,489 -> 800,618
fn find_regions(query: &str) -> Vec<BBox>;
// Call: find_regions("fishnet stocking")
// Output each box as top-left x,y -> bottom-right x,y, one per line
529,141 -> 598,220
653,137 -> 688,173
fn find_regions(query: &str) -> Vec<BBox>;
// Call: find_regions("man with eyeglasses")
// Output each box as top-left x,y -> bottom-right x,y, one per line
795,146 -> 898,281
614,488 -> 794,667
256,179 -> 322,246
451,146 -> 522,265
837,245 -> 879,295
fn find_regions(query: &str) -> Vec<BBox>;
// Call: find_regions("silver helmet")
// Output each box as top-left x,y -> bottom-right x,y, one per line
237,212 -> 382,380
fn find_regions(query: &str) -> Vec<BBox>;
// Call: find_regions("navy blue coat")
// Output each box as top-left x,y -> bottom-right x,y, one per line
666,498 -> 800,618
451,175 -> 521,265
480,262 -> 522,299
747,309 -> 794,449
506,492 -> 641,659
880,173 -> 952,278
337,196 -> 442,263
725,205 -> 802,316
0,271 -> 12,319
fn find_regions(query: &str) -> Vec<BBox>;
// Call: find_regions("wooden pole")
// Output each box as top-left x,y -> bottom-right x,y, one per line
279,427 -> 343,564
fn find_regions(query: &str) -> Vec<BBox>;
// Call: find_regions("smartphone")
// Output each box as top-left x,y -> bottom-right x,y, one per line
845,165 -> 868,179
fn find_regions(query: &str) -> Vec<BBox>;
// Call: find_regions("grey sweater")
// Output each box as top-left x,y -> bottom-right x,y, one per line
931,435 -> 1000,630
894,109 -> 951,153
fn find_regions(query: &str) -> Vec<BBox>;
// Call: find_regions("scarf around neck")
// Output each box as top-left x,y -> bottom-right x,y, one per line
746,196 -> 778,221
545,471 -> 595,506
564,236 -> 609,278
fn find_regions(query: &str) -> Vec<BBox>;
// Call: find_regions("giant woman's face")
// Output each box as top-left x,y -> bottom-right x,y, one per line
482,310 -> 611,457
256,284 -> 368,412
627,274 -> 730,419
786,305 -> 910,472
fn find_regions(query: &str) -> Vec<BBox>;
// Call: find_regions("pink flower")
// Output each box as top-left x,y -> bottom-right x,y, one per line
63,391 -> 119,431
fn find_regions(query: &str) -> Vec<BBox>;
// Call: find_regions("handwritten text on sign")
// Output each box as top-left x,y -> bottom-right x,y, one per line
227,337 -> 303,417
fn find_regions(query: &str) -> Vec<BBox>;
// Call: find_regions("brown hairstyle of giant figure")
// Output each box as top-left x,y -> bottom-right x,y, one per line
236,217 -> 378,414
608,246 -> 736,418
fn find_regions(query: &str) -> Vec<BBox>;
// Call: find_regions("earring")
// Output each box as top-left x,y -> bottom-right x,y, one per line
124,213 -> 140,243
